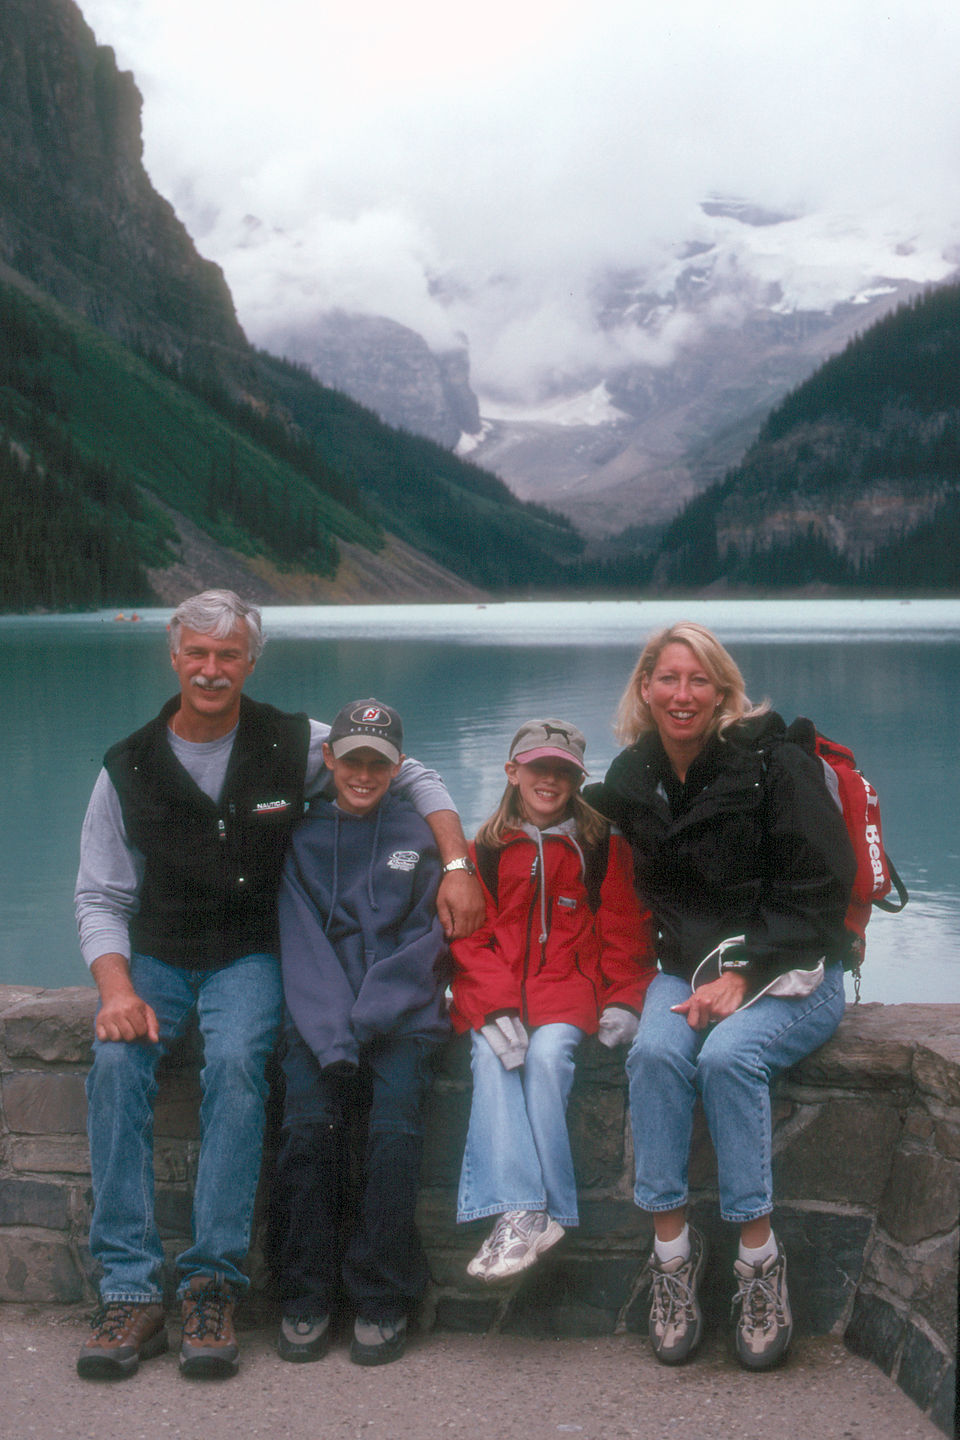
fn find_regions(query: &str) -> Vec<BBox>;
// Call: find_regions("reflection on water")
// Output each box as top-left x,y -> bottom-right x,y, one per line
2,601 -> 958,1003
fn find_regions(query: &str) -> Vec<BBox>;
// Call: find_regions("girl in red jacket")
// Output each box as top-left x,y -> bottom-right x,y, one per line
450,718 -> 655,1282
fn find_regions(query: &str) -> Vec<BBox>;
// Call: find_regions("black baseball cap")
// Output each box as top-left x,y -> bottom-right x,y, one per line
327,699 -> 404,764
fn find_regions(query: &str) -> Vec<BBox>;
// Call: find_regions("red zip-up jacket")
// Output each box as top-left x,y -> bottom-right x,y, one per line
449,822 -> 655,1034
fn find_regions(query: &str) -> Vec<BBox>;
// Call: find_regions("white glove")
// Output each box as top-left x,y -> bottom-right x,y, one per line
597,1005 -> 639,1049
481,1014 -> 529,1070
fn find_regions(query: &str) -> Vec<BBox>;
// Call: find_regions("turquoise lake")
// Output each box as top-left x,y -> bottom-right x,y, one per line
2,598 -> 958,1003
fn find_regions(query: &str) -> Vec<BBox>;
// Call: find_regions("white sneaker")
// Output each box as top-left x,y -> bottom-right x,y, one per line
472,1210 -> 565,1283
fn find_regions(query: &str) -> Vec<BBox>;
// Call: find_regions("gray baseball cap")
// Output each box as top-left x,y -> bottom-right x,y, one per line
508,718 -> 588,773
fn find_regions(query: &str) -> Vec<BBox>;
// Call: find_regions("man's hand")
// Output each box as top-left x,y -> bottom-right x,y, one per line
437,869 -> 485,940
90,953 -> 160,1044
671,971 -> 749,1030
423,808 -> 486,939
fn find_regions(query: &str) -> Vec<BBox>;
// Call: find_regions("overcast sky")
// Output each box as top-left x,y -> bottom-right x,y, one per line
79,0 -> 960,398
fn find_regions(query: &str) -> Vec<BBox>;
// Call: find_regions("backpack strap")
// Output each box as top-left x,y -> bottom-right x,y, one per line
473,841 -> 500,907
874,858 -> 909,913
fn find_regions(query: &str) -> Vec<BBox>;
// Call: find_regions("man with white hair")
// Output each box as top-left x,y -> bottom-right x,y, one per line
75,589 -> 482,1380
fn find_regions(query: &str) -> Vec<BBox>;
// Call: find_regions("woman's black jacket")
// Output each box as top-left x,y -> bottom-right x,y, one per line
584,713 -> 856,990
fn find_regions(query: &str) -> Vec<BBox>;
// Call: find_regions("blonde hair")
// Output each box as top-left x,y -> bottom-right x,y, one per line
476,727 -> 607,849
613,620 -> 768,747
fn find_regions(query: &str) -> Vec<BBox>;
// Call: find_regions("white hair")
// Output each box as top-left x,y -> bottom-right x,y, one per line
169,590 -> 264,660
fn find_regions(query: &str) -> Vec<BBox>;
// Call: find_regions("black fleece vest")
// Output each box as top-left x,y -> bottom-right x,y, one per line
105,695 -> 310,969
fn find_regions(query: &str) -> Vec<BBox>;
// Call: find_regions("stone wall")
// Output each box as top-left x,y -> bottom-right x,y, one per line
0,984 -> 956,1434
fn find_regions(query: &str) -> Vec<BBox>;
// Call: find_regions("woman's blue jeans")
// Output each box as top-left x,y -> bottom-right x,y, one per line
457,1022 -> 583,1227
85,951 -> 283,1302
626,966 -> 845,1224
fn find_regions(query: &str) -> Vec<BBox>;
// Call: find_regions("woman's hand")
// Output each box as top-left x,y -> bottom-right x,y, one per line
671,971 -> 749,1030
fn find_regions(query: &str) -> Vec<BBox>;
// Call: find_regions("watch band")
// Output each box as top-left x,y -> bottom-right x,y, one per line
442,856 -> 476,876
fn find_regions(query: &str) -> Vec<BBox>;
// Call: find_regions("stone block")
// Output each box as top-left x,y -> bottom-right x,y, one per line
897,1321 -> 954,1420
421,1084 -> 470,1190
934,1118 -> 960,1161
879,1150 -> 960,1245
154,1187 -> 193,1240
772,1210 -> 873,1333
0,1232 -> 85,1302
862,1230 -> 959,1344
912,1025 -> 960,1107
154,1072 -> 201,1139
1,1071 -> 88,1135
569,1084 -> 626,1188
845,1289 -> 906,1375
499,1254 -> 643,1337
928,1363 -> 958,1438
773,1098 -> 901,1205
576,1196 -> 650,1245
0,1177 -> 70,1230
0,987 -> 97,1063
9,1136 -> 91,1174
792,1004 -> 915,1089
687,1104 -> 718,1189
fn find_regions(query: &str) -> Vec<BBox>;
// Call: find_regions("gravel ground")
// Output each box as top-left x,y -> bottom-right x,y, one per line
0,1307 -> 949,1440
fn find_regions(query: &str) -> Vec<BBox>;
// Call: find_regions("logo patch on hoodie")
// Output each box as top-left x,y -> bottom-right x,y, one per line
387,850 -> 420,872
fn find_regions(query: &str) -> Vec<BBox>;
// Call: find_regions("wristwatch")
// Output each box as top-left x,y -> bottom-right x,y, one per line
442,856 -> 477,876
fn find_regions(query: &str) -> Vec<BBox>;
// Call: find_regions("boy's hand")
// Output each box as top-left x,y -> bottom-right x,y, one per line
437,869 -> 485,939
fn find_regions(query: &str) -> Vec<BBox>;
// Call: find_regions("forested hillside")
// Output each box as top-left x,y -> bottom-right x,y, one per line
0,0 -> 579,611
650,284 -> 960,591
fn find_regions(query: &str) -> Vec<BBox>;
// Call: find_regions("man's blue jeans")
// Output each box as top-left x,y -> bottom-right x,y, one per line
457,1023 -> 583,1227
626,966 -> 845,1223
85,951 -> 283,1302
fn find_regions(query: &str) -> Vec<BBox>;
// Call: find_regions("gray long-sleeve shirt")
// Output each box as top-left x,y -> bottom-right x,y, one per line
75,717 -> 456,968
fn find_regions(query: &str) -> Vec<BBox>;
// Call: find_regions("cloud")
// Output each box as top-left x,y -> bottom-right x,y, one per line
81,0 -> 960,397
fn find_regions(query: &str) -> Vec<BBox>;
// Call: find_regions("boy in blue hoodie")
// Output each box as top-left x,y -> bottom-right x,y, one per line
273,699 -> 450,1367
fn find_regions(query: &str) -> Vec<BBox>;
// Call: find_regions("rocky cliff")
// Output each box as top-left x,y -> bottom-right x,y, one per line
0,0 -> 249,378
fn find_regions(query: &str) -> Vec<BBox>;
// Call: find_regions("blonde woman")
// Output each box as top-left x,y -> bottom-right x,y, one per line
586,623 -> 854,1370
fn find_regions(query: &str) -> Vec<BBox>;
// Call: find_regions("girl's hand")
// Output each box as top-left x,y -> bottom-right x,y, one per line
671,972 -> 749,1029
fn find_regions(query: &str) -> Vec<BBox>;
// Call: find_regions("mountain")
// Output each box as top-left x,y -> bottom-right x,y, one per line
276,201 -> 957,539
0,0 -> 579,609
646,282 -> 960,592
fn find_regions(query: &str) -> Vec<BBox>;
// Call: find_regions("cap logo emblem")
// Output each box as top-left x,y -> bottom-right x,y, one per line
352,705 -> 389,727
542,724 -> 571,743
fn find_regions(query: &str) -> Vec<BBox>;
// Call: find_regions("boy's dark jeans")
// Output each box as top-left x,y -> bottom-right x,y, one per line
273,1026 -> 438,1324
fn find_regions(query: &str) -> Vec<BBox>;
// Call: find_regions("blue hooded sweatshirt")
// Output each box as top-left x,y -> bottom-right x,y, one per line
278,790 -> 449,1069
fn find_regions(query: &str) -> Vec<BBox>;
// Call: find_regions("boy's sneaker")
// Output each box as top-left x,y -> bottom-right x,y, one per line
647,1225 -> 707,1365
476,1210 -> 565,1282
350,1315 -> 407,1366
732,1248 -> 793,1370
76,1300 -> 168,1378
179,1276 -> 240,1378
277,1313 -> 330,1363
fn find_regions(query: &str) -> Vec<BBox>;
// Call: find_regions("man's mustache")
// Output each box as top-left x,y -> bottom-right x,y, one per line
190,676 -> 232,691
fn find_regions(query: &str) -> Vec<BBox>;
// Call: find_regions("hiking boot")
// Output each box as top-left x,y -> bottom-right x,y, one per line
350,1315 -> 407,1366
647,1225 -> 707,1365
76,1300 -> 168,1379
732,1247 -> 793,1370
277,1313 -> 330,1363
179,1276 -> 239,1377
475,1210 -> 565,1282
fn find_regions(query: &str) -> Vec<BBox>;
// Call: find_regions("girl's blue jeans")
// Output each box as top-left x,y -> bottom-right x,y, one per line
457,1022 -> 583,1227
85,950 -> 283,1302
627,966 -> 846,1224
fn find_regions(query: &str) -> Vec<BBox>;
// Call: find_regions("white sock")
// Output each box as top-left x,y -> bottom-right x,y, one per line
739,1231 -> 778,1268
654,1223 -> 690,1264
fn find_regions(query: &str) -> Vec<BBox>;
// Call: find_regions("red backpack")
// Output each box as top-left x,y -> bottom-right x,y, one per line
783,718 -> 908,998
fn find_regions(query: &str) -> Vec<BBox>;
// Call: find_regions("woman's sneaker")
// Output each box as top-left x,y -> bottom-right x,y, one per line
647,1226 -> 707,1365
277,1313 -> 330,1363
471,1210 -> 565,1282
732,1248 -> 793,1370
